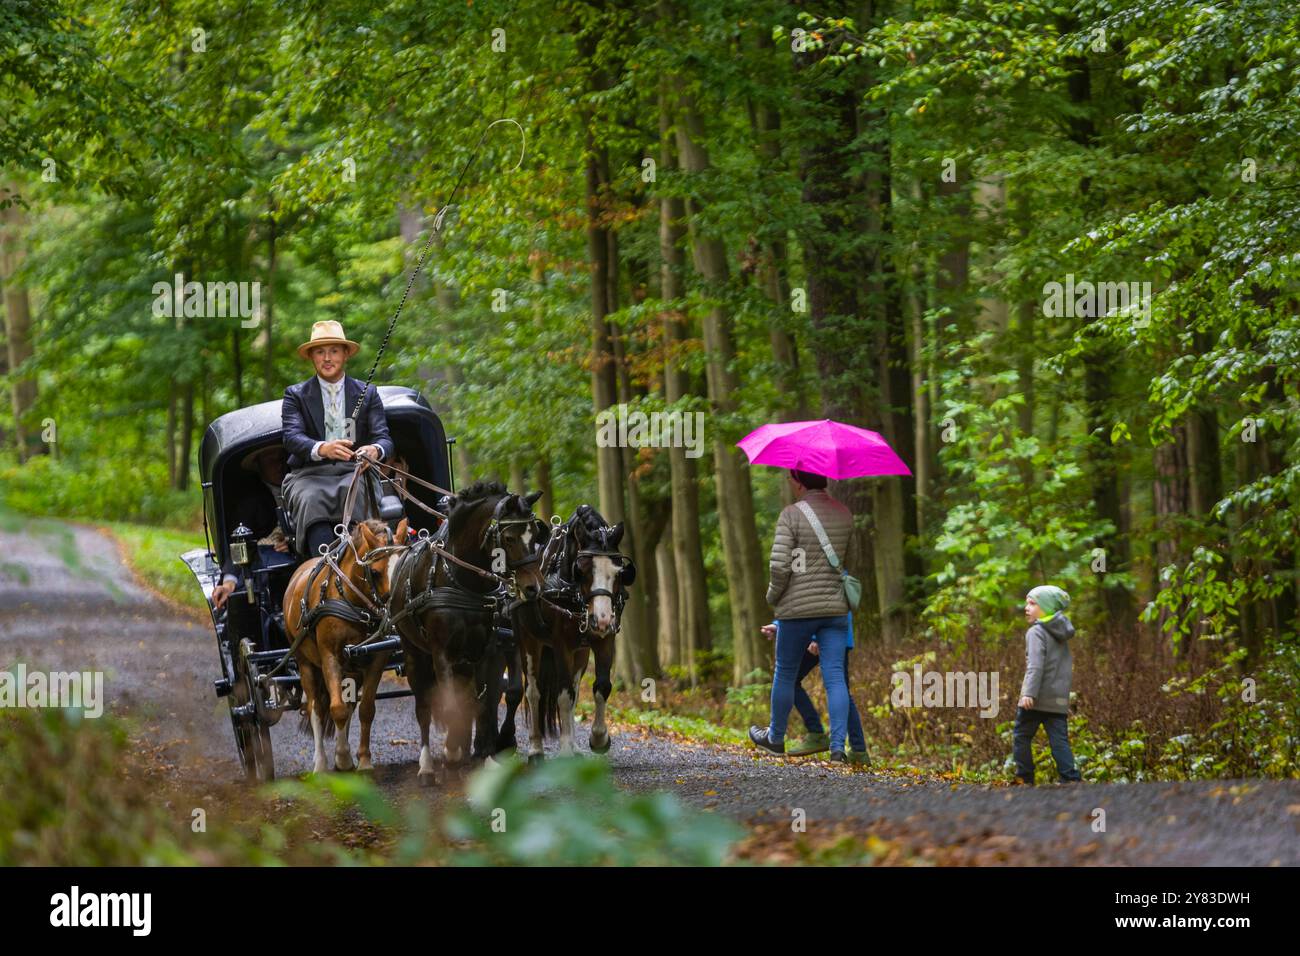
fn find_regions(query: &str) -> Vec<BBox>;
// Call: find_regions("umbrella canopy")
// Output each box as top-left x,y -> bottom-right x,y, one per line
736,419 -> 912,480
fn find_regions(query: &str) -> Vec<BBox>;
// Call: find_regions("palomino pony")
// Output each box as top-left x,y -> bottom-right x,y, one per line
515,504 -> 635,761
282,517 -> 408,773
386,481 -> 545,785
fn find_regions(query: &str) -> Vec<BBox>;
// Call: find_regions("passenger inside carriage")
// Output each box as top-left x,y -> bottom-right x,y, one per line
210,445 -> 295,610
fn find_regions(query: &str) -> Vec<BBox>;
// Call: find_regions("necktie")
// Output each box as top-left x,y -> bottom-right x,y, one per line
324,382 -> 345,441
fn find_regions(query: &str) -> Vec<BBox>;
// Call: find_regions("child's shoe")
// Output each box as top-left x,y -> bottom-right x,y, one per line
786,732 -> 830,756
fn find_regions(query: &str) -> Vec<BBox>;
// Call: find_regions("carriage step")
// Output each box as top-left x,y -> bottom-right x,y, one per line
214,677 -> 233,698
343,635 -> 403,664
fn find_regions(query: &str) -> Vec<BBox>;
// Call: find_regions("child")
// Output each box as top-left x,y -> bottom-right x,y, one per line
1014,585 -> 1083,785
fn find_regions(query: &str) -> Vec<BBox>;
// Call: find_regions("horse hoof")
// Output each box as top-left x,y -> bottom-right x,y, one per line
485,755 -> 500,768
589,734 -> 611,754
418,770 -> 439,788
527,753 -> 544,766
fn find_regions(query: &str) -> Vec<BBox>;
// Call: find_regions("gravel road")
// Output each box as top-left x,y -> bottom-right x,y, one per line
2,519 -> 1297,865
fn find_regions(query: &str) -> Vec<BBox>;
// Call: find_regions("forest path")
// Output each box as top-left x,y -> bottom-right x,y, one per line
2,518 -> 1297,865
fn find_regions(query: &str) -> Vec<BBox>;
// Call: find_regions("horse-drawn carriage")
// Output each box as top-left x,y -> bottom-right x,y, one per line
181,386 -> 452,782
183,384 -> 636,784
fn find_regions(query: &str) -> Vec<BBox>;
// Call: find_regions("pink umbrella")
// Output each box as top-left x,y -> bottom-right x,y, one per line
736,419 -> 912,480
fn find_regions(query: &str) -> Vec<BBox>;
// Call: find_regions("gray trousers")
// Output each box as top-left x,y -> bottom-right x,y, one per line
281,462 -> 381,557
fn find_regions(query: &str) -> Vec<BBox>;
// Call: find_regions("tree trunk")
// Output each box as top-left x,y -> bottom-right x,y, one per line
262,200 -> 277,401
671,77 -> 770,685
0,195 -> 42,461
658,78 -> 713,678
582,38 -> 655,684
656,530 -> 682,667
1152,426 -> 1189,641
749,29 -> 807,426
606,226 -> 658,683
1065,42 -> 1137,634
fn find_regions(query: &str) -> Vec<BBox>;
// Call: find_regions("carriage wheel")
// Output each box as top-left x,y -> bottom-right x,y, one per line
227,641 -> 276,783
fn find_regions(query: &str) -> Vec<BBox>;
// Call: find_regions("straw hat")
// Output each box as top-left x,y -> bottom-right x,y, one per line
297,320 -> 360,360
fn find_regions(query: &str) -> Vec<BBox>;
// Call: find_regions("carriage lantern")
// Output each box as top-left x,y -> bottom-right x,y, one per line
230,523 -> 257,603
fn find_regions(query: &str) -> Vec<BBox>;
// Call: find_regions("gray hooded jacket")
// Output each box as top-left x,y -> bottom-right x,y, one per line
1019,614 -> 1075,714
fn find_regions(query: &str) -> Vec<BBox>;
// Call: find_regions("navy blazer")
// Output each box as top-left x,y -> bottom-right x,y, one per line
282,375 -> 394,471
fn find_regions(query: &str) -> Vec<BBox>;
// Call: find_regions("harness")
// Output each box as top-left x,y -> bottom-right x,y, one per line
258,525 -> 405,687
386,494 -> 542,682
534,513 -> 634,644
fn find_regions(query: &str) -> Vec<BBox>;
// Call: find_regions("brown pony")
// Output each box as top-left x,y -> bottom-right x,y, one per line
387,481 -> 545,785
515,505 -> 634,760
282,517 -> 408,773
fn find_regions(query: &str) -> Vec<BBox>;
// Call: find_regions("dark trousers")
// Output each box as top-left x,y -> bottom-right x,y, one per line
1013,707 -> 1082,784
304,522 -> 337,557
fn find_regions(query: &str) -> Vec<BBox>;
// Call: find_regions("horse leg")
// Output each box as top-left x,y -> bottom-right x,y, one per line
436,648 -> 469,768
356,653 -> 389,772
408,648 -> 438,786
556,645 -> 581,758
473,650 -> 504,763
320,651 -> 354,771
523,643 -> 544,764
300,664 -> 329,774
589,639 -> 614,754
498,646 -> 523,754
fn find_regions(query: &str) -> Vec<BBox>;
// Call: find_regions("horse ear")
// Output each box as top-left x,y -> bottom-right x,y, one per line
609,522 -> 625,547
395,517 -> 409,542
524,490 -> 543,509
357,522 -> 375,551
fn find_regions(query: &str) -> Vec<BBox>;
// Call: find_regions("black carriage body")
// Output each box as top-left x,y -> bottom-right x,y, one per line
183,386 -> 452,781
200,385 -> 450,570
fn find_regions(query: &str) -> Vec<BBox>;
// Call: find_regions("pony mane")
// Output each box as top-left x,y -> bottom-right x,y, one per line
448,480 -> 508,537
454,480 -> 508,505
348,518 -> 391,552
573,504 -> 612,541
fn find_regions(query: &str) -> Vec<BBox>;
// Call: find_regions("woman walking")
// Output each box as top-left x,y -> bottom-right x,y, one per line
750,468 -> 865,763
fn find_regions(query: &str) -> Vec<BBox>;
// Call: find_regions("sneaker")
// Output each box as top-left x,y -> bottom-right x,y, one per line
829,750 -> 848,763
847,748 -> 870,766
787,732 -> 830,756
748,726 -> 784,755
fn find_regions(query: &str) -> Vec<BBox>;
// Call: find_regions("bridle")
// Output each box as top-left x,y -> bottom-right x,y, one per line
541,514 -> 636,637
479,495 -> 547,600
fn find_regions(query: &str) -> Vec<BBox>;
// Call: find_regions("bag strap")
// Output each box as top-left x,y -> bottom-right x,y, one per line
795,500 -> 842,571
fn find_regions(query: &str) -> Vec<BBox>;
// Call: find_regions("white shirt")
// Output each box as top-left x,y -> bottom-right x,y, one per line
309,375 -> 383,462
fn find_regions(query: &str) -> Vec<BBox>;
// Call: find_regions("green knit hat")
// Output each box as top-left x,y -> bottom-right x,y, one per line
1026,585 -> 1070,620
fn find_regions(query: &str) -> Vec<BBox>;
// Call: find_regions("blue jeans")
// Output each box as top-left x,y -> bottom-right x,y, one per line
793,648 -> 866,751
768,615 -> 853,752
1012,708 -> 1082,783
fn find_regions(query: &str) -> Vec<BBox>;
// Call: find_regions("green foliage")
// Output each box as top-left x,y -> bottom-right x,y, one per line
443,754 -> 742,866
0,706 -> 742,866
0,453 -> 199,529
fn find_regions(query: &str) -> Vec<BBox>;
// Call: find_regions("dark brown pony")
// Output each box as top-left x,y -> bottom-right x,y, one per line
515,505 -> 635,760
386,481 -> 545,785
282,517 -> 408,773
